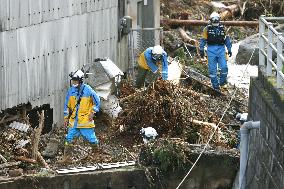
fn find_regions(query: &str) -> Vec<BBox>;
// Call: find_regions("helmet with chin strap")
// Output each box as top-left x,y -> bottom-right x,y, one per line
210,12 -> 220,26
152,45 -> 164,61
70,69 -> 85,83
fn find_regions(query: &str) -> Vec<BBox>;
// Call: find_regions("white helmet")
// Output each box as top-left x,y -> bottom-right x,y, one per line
71,69 -> 85,81
152,45 -> 163,55
140,127 -> 158,144
152,45 -> 163,60
210,12 -> 220,25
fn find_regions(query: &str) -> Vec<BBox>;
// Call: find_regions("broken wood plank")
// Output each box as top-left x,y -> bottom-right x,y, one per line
31,110 -> 44,159
161,19 -> 258,27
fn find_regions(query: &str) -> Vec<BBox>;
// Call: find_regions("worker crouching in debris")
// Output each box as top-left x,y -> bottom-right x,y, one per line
199,12 -> 232,92
60,69 -> 101,163
135,45 -> 168,88
140,127 -> 158,144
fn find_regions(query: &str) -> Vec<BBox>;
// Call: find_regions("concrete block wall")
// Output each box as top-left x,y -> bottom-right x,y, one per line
246,66 -> 284,189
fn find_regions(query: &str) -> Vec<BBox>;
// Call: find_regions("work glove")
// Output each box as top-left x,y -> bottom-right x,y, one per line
89,112 -> 95,121
63,117 -> 69,127
199,50 -> 204,58
228,51 -> 232,57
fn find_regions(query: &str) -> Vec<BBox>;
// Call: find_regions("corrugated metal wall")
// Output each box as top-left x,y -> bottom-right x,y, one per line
0,0 -> 119,124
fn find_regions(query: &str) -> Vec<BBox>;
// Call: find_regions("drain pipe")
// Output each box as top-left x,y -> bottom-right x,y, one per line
239,121 -> 260,189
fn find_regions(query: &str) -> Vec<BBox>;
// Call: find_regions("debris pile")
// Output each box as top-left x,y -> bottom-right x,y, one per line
115,80 -> 243,148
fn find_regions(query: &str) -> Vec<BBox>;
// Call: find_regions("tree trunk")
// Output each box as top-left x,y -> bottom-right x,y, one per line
161,19 -> 258,27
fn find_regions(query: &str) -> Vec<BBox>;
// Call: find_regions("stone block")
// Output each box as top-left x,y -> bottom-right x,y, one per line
262,143 -> 273,170
278,122 -> 284,142
271,160 -> 284,189
259,121 -> 267,138
268,129 -> 277,152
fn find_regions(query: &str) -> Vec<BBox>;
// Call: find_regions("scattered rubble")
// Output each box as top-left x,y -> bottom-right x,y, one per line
0,0 -> 269,181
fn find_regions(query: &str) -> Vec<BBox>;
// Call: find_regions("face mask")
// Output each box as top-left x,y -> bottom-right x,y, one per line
153,54 -> 162,61
72,84 -> 79,88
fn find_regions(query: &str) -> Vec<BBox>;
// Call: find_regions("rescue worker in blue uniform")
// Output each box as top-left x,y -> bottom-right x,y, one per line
60,69 -> 100,163
135,45 -> 168,88
199,12 -> 232,91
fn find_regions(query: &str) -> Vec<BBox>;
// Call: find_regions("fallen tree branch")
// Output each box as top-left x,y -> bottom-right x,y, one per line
178,28 -> 200,56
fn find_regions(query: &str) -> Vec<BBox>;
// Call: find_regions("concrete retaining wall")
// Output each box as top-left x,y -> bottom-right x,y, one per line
0,151 -> 238,189
0,168 -> 151,189
246,66 -> 284,189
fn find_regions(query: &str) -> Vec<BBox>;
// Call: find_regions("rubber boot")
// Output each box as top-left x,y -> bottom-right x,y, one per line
58,143 -> 73,163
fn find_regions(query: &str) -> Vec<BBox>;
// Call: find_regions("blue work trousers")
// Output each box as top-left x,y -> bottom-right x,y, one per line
66,127 -> 99,144
207,45 -> 228,90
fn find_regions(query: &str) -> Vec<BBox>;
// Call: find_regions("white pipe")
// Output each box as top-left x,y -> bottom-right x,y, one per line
144,0 -> 147,5
239,121 -> 260,189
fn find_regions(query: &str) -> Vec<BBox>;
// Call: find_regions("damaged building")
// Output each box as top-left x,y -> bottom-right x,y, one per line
0,0 -> 161,128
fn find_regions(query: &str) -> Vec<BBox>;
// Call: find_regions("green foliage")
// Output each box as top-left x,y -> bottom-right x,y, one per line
174,48 -> 186,61
188,60 -> 209,77
152,139 -> 187,173
222,130 -> 238,148
174,47 -> 209,77
184,127 -> 199,144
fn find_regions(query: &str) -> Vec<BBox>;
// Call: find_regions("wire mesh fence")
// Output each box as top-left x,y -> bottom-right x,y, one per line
127,27 -> 163,79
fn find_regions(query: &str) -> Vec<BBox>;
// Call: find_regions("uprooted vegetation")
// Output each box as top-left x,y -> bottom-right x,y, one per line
114,80 -> 244,149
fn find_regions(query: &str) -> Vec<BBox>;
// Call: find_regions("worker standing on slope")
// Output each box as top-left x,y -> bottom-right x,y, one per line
60,69 -> 101,163
199,12 -> 232,92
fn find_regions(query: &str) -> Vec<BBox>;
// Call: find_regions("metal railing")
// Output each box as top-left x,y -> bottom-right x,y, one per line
259,16 -> 284,88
